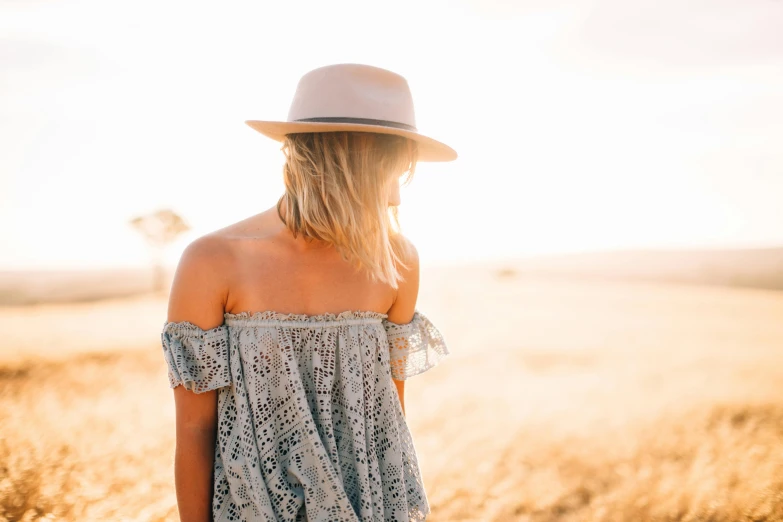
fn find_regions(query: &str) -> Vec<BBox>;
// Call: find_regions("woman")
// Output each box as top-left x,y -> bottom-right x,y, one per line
161,63 -> 457,522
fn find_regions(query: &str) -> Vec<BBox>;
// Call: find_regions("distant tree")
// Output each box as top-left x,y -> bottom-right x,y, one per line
129,208 -> 191,293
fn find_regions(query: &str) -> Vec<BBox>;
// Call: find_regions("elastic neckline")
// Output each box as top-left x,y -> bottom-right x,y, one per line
223,310 -> 388,327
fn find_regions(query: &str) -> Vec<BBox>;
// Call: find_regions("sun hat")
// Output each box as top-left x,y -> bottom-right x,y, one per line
245,63 -> 457,162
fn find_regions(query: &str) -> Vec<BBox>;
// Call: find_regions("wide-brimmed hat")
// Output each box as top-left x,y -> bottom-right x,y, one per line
245,63 -> 457,162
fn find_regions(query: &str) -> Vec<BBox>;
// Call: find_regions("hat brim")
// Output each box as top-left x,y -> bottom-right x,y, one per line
244,120 -> 457,162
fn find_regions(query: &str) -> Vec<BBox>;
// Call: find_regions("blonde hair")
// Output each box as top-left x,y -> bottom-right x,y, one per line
276,131 -> 417,288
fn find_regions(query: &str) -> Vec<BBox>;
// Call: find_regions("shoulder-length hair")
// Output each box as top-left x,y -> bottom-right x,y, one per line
276,131 -> 418,288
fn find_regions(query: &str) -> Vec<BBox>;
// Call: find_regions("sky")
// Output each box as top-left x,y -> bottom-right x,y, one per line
1,0 -> 782,269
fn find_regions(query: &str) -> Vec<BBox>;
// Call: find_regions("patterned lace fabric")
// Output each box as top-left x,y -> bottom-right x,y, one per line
161,309 -> 449,522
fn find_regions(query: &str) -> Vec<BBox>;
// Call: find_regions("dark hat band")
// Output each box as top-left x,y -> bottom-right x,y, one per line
292,116 -> 417,132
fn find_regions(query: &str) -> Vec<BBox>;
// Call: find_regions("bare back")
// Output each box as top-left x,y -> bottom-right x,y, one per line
215,205 -> 410,320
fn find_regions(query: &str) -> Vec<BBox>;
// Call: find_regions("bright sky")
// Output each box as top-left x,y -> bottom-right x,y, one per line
2,0 -> 782,270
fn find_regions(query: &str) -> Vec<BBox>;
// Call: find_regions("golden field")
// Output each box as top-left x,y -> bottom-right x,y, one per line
1,262 -> 782,521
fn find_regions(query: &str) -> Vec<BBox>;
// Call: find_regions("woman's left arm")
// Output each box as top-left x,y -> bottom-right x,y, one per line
386,237 -> 419,419
167,235 -> 232,522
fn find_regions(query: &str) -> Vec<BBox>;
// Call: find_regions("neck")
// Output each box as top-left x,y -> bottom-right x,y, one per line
276,195 -> 333,251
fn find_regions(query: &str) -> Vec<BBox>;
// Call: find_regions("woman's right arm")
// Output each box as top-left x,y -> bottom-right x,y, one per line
166,235 -> 231,522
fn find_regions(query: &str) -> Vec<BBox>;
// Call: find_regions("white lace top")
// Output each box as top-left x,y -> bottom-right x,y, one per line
161,309 -> 449,522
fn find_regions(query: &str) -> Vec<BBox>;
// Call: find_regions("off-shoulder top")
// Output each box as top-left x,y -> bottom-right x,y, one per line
160,309 -> 449,522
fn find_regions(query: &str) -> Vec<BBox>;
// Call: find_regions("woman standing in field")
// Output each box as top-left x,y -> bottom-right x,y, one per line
160,63 -> 456,521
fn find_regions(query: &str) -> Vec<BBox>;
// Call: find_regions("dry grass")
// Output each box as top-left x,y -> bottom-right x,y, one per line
0,350 -> 178,521
1,265 -> 782,521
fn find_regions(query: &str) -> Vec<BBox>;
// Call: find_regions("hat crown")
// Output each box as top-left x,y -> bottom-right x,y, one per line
287,64 -> 417,129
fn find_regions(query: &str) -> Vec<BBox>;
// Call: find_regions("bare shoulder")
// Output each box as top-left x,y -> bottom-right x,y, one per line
178,209 -> 273,271
386,234 -> 420,324
188,230 -> 235,258
396,234 -> 420,283
166,232 -> 235,329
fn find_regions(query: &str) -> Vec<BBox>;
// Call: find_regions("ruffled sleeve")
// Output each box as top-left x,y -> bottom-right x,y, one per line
161,321 -> 231,393
382,310 -> 449,381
